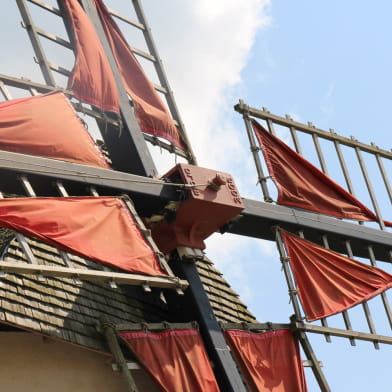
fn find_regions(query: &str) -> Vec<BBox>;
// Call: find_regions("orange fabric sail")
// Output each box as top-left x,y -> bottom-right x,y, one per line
225,329 -> 308,392
0,197 -> 165,276
64,0 -> 119,113
94,0 -> 186,150
0,93 -> 108,168
119,329 -> 220,392
281,230 -> 392,321
252,119 -> 391,226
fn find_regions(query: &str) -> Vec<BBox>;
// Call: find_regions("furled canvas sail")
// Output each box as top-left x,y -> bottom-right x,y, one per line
64,0 -> 119,113
252,119 -> 391,226
281,230 -> 392,321
0,92 -> 108,168
119,328 -> 220,392
225,329 -> 308,392
0,197 -> 165,276
94,0 -> 186,150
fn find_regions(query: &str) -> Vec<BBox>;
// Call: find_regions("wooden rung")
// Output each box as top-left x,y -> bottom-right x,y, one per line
0,261 -> 189,291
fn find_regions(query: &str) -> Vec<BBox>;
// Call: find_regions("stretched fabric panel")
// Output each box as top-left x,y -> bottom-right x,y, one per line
64,0 -> 119,113
94,0 -> 186,150
119,329 -> 219,392
252,120 -> 392,227
0,197 -> 165,276
225,329 -> 307,392
0,93 -> 108,168
281,230 -> 392,321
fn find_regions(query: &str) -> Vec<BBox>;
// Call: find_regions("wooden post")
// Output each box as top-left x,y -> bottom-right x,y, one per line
100,316 -> 139,392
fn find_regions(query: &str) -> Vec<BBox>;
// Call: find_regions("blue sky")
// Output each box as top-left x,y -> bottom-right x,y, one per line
144,1 -> 392,390
2,1 -> 392,390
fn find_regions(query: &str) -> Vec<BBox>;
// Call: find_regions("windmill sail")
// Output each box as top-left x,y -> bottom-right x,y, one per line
252,119 -> 391,226
94,0 -> 186,150
281,230 -> 392,321
0,196 -> 165,276
64,0 -> 119,114
0,92 -> 108,168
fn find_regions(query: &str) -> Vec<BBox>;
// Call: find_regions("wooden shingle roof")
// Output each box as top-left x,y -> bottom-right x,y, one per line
0,235 -> 256,352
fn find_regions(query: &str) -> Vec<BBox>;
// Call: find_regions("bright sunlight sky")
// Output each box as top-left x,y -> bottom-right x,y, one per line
2,1 -> 392,390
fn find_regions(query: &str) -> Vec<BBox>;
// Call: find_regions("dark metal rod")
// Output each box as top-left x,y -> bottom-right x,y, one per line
312,134 -> 329,175
14,175 -> 45,281
108,7 -> 145,30
176,257 -> 248,392
333,139 -> 356,195
132,0 -> 197,164
234,101 -> 392,160
355,147 -> 385,230
0,81 -> 12,100
307,233 -> 330,343
368,245 -> 392,329
293,322 -> 331,392
344,240 -> 379,349
28,0 -> 61,16
274,228 -> 303,320
288,124 -> 302,154
17,0 -> 56,86
322,235 -> 356,346
265,117 -> 276,135
375,154 -> 392,204
33,26 -> 73,49
53,180 -> 84,285
100,316 -> 139,392
242,110 -> 273,202
296,321 -> 392,345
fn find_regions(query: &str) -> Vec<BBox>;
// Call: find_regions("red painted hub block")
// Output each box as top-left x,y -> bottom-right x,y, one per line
151,164 -> 244,253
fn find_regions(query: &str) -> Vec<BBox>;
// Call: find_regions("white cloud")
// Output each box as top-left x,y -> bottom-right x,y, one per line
144,0 -> 271,169
143,1 -> 275,309
204,233 -> 279,304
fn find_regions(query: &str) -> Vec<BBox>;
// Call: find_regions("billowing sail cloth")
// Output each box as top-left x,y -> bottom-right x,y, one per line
64,0 -> 119,113
0,197 -> 165,276
94,0 -> 186,150
252,119 -> 391,226
225,329 -> 308,392
119,328 -> 220,392
281,230 -> 392,321
0,92 -> 108,168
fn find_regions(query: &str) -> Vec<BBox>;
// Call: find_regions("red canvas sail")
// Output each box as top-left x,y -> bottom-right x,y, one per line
225,329 -> 308,392
252,119 -> 391,226
94,0 -> 186,150
0,197 -> 165,276
119,328 -> 219,392
281,230 -> 392,321
0,92 -> 108,168
64,0 -> 119,113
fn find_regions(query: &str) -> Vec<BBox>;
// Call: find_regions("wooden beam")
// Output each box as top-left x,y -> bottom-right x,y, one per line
0,262 -> 189,291
235,100 -> 392,160
115,322 -> 197,332
295,322 -> 392,345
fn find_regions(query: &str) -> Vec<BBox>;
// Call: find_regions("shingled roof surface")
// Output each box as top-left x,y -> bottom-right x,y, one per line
196,257 -> 256,323
0,235 -> 256,352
